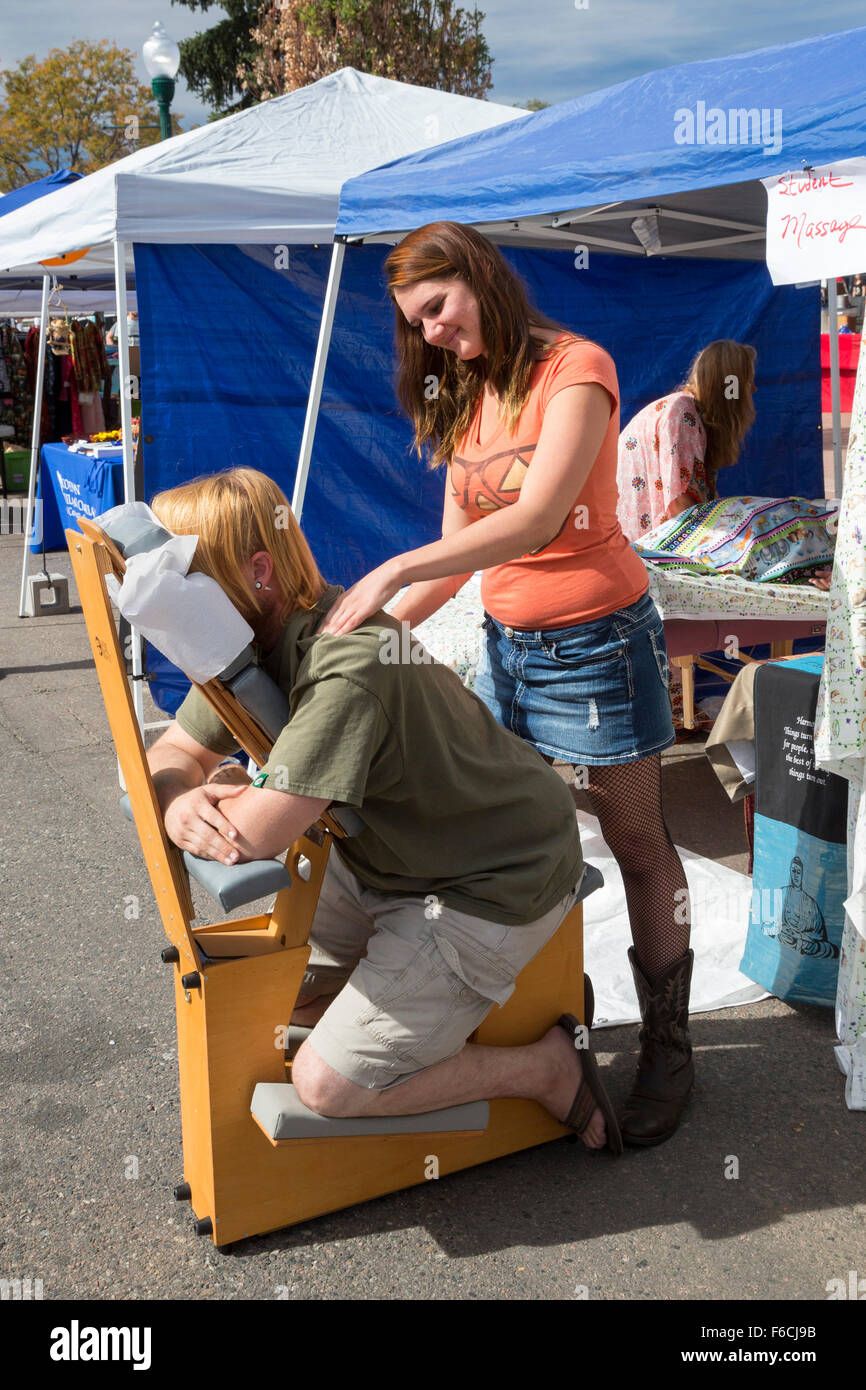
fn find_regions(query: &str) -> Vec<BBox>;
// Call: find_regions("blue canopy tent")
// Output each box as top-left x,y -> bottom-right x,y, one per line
334,27 -> 866,241
302,22 -> 866,518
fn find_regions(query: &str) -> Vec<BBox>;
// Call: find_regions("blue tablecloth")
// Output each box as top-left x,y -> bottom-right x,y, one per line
31,442 -> 125,552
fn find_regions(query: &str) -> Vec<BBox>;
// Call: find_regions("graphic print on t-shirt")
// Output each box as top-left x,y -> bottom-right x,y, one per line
451,441 -> 570,554
448,337 -> 648,626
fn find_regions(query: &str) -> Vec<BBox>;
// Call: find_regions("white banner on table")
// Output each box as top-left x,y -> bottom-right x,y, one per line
763,157 -> 866,285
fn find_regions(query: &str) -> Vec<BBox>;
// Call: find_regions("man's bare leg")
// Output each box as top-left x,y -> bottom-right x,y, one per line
291,1025 -> 606,1149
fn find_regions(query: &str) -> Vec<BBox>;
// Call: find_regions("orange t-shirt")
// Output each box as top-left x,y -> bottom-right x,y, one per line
450,336 -> 648,628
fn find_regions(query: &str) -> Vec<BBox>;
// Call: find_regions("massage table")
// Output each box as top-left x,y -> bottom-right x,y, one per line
644,565 -> 829,729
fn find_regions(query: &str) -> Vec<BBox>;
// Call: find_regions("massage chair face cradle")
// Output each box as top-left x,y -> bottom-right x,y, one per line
105,509 -> 362,910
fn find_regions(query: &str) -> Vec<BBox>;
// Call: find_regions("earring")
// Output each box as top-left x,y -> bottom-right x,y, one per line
255,581 -> 262,589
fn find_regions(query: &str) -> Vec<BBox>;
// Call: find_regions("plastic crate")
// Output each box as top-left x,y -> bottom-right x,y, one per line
2,449 -> 32,493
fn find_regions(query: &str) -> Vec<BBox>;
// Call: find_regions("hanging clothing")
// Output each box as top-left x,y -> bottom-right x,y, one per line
24,325 -> 85,442
71,319 -> 108,434
70,319 -> 109,394
20,318 -> 119,445
56,355 -> 83,437
0,323 -> 31,442
25,326 -> 54,441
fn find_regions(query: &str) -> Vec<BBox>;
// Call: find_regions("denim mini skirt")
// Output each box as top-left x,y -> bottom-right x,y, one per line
473,589 -> 675,766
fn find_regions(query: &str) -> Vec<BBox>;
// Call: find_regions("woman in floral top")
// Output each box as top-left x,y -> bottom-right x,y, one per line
617,340 -> 757,541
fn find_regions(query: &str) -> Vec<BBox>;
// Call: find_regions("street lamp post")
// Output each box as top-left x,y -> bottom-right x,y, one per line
142,22 -> 181,141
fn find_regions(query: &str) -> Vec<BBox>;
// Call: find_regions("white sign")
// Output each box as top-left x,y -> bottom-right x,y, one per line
763,158 -> 866,285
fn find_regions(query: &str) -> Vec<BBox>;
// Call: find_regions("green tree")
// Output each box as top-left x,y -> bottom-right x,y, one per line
0,40 -> 165,184
516,99 -> 549,111
246,0 -> 493,101
171,0 -> 270,114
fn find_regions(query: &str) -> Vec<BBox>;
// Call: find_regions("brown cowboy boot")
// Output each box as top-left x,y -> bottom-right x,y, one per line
620,946 -> 694,1146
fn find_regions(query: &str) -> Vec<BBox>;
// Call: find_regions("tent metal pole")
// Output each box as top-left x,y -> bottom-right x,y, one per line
292,240 -> 346,522
635,231 -> 765,255
552,206 -> 763,234
826,279 -> 844,495
17,273 -> 51,617
113,240 -> 145,728
114,241 -> 135,505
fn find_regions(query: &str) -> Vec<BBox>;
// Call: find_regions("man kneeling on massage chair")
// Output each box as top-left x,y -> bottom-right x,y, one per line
146,468 -> 620,1153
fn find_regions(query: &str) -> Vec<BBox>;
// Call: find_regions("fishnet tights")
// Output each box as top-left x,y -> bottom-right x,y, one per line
565,753 -> 690,982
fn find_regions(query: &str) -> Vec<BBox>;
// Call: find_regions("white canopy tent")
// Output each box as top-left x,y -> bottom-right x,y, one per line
0,242 -> 134,318
2,67 -> 524,718
0,70 -> 525,266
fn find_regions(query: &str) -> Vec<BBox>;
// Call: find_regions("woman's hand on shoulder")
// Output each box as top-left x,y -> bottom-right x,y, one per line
316,558 -> 404,636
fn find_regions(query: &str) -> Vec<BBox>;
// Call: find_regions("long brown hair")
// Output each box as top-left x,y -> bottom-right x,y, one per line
385,221 -> 582,468
679,339 -> 757,491
150,468 -> 326,629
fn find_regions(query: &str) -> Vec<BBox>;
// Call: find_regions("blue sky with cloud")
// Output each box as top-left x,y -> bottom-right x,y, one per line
1,0 -> 864,127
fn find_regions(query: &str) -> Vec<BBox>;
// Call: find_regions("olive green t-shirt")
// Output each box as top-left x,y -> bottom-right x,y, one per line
174,584 -> 583,925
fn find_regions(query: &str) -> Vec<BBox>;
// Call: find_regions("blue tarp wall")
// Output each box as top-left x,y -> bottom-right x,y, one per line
137,239 -> 821,597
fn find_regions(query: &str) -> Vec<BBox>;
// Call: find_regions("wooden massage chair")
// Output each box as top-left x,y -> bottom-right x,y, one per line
68,511 -> 602,1247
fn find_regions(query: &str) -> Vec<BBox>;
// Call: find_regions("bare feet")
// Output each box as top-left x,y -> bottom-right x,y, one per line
538,1022 -> 607,1150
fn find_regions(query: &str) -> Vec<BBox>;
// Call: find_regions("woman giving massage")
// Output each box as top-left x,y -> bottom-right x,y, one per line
317,221 -> 694,1147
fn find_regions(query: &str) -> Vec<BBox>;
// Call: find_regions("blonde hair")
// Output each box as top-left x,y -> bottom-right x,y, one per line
150,468 -> 326,628
384,221 -> 585,469
680,339 -> 757,488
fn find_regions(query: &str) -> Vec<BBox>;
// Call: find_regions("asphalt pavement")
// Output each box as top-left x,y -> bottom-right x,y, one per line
1,530 -> 863,1303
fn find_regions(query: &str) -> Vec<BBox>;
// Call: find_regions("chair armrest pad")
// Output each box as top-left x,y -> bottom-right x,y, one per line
119,793 -> 291,910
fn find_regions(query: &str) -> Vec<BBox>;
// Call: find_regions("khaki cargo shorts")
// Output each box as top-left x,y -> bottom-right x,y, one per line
302,847 -> 584,1091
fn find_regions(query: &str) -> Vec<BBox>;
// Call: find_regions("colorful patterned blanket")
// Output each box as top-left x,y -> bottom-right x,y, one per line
634,497 -> 839,584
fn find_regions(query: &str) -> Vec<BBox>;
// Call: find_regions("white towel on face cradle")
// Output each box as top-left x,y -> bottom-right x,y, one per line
98,501 -> 254,684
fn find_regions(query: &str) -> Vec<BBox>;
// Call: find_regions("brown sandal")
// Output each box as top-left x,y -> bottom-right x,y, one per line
556,1010 -> 623,1156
